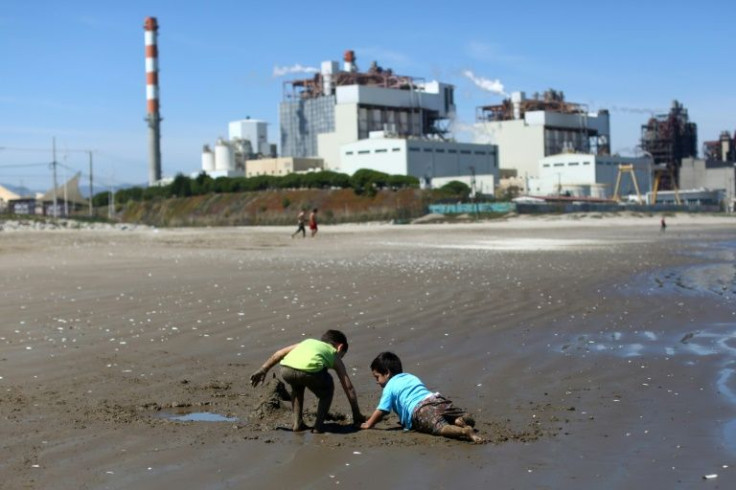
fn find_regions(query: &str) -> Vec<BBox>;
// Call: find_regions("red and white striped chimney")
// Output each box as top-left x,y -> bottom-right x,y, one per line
144,16 -> 162,185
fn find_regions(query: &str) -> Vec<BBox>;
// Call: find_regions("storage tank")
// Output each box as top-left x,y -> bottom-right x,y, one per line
201,144 -> 215,172
214,138 -> 234,171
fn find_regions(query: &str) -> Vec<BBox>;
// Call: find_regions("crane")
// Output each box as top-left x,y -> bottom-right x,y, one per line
612,164 -> 643,203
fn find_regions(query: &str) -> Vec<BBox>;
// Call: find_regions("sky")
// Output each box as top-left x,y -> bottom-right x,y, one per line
1,0 -> 734,193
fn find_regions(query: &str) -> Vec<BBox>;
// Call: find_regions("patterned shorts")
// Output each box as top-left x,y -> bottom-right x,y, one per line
410,393 -> 465,435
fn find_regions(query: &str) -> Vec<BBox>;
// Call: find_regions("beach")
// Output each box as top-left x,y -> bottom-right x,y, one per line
1,213 -> 735,489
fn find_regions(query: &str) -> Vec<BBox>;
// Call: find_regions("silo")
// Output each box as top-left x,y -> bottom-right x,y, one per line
201,145 -> 215,172
214,138 -> 234,171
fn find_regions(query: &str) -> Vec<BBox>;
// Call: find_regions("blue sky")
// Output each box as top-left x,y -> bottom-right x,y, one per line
1,0 -> 734,192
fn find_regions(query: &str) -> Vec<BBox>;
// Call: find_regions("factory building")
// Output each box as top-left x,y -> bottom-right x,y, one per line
246,157 -> 323,178
474,90 -> 611,187
680,157 -> 736,211
279,50 -> 456,172
703,130 -> 735,163
640,100 -> 697,189
341,131 -> 498,194
229,119 -> 274,157
200,118 -> 277,179
531,153 -> 650,200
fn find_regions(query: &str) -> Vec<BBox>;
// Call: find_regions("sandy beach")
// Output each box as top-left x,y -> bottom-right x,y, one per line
1,213 -> 735,489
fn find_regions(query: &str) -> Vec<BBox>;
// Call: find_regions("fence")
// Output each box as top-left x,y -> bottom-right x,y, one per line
428,202 -> 515,214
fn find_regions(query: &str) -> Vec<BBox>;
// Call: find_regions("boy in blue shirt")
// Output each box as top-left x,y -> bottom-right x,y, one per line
360,351 -> 482,443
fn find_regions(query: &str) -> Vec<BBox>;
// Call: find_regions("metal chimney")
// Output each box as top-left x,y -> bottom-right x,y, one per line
144,17 -> 162,185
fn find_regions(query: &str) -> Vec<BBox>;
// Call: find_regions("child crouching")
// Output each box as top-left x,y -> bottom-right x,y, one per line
360,351 -> 482,443
250,329 -> 363,433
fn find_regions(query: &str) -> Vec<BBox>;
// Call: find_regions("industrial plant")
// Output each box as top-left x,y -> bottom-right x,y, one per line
200,50 -> 500,193
3,18 -> 734,217
187,41 -> 733,211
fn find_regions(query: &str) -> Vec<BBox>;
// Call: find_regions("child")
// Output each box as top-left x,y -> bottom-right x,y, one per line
360,351 -> 482,443
291,209 -> 306,238
308,208 -> 318,237
250,329 -> 364,433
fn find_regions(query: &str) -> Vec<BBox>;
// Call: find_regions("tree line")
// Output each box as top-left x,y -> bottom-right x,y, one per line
89,169 -> 463,207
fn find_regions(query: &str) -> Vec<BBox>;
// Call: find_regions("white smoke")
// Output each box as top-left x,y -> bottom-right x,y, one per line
462,70 -> 507,96
272,64 -> 319,77
449,119 -> 496,145
609,105 -> 660,116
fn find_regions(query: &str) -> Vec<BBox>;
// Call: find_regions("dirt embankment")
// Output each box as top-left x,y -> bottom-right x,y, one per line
118,188 -> 432,227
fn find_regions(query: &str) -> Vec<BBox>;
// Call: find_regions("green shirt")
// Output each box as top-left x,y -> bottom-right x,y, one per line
280,338 -> 337,373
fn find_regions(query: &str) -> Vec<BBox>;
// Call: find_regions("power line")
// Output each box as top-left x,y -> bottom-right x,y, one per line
0,162 -> 50,168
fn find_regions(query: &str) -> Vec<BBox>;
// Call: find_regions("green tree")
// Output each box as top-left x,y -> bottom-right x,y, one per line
350,168 -> 390,194
388,174 -> 419,189
170,174 -> 193,197
439,180 -> 471,198
191,172 -> 214,195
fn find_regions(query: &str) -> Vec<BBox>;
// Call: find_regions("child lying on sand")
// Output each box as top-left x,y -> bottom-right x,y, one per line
360,351 -> 482,443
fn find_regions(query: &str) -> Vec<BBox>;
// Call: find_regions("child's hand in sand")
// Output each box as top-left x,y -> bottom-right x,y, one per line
352,412 -> 366,426
250,369 -> 267,387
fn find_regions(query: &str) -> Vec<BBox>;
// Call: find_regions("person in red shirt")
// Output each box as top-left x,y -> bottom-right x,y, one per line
309,208 -> 318,237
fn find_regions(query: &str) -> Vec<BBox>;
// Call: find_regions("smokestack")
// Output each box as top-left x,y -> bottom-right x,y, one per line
343,50 -> 356,73
144,17 -> 162,185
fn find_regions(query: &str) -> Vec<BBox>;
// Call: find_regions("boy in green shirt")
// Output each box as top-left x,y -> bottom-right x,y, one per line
250,330 -> 364,433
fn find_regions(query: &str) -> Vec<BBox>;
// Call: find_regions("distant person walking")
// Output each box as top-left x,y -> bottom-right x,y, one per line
309,208 -> 319,238
660,216 -> 667,232
291,209 -> 307,238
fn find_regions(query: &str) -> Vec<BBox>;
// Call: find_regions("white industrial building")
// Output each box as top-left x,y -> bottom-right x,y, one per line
200,118 -> 277,179
280,51 -> 456,172
531,153 -> 651,200
474,90 -> 611,186
341,131 -> 498,193
246,157 -> 323,178
229,119 -> 274,157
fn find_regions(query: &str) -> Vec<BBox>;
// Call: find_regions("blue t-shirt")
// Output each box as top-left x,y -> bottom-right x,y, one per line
376,372 -> 432,429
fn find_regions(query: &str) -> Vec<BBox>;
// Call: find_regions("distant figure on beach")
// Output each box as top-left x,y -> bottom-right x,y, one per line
250,329 -> 364,433
660,216 -> 667,232
291,209 -> 306,238
309,208 -> 318,237
360,352 -> 483,443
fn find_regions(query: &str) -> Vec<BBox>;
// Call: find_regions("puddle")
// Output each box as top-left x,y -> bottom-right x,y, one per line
160,411 -> 239,422
632,240 -> 736,299
381,238 -> 607,251
555,323 -> 736,454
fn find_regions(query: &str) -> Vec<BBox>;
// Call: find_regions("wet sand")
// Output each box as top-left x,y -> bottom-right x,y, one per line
1,214 -> 735,489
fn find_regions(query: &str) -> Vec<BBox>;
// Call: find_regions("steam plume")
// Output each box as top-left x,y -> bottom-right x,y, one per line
462,70 -> 507,96
273,64 -> 319,77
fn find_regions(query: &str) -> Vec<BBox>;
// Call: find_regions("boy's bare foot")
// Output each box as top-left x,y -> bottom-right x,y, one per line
293,422 -> 310,432
462,426 -> 483,443
311,425 -> 325,434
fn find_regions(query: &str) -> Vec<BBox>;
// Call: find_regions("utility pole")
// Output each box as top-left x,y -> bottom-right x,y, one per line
88,151 -> 94,216
469,165 -> 478,220
51,138 -> 59,218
